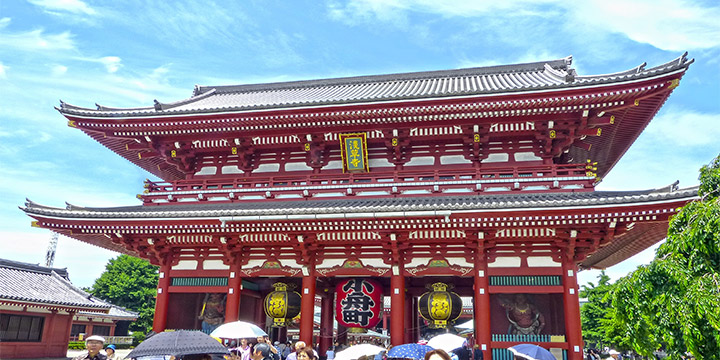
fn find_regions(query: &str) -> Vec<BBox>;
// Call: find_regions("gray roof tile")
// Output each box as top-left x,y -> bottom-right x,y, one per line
58,54 -> 693,117
23,186 -> 699,219
0,258 -> 111,311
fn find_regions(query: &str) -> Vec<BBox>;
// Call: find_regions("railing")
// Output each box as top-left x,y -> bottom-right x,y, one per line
139,164 -> 595,205
492,348 -> 567,360
489,276 -> 562,286
491,334 -> 565,342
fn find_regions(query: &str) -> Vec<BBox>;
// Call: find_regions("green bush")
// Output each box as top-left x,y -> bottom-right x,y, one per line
68,341 -> 86,350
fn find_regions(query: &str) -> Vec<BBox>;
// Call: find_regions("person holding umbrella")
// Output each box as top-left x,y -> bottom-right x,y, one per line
73,335 -> 107,360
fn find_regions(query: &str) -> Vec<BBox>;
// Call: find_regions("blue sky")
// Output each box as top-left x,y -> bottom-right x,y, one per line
1,0 -> 719,289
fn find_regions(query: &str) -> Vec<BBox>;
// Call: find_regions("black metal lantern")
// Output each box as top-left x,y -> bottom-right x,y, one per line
418,282 -> 462,329
264,282 -> 301,327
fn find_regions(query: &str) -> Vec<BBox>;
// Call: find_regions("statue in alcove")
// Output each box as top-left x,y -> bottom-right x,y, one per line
498,293 -> 545,335
199,293 -> 226,334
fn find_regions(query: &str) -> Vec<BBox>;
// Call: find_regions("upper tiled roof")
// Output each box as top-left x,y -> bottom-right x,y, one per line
58,54 -> 693,117
0,258 -> 111,312
23,185 -> 698,219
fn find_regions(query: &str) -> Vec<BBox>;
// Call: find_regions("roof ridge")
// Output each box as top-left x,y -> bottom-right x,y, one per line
196,57 -> 573,95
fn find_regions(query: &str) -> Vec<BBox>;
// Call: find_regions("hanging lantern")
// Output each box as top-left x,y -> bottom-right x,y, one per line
419,282 -> 462,329
335,278 -> 383,329
264,282 -> 301,327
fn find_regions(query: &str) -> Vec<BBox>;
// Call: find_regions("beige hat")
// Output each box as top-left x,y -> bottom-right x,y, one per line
86,335 -> 106,343
608,350 -> 620,355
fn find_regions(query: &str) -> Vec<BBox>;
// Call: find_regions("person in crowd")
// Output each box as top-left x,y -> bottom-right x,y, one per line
424,349 -> 452,360
252,343 -> 274,360
104,344 -> 117,360
235,338 -> 251,360
73,335 -> 107,360
256,336 -> 280,360
472,344 -> 483,360
296,347 -> 317,360
606,350 -> 620,360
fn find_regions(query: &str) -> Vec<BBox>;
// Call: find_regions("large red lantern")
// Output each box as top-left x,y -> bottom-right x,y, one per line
335,278 -> 382,329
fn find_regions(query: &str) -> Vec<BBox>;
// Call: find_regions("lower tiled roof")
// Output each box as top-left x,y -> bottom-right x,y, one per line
23,186 -> 699,219
0,259 -> 111,311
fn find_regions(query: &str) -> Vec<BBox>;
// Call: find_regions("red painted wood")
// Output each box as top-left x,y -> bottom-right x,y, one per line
562,261 -> 584,360
152,263 -> 171,333
319,292 -> 334,357
390,269 -> 405,346
474,255 -> 491,360
225,262 -> 242,322
299,271 -> 316,344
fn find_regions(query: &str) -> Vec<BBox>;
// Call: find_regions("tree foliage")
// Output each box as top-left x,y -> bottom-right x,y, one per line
90,255 -> 159,333
609,154 -> 720,359
579,271 -> 614,346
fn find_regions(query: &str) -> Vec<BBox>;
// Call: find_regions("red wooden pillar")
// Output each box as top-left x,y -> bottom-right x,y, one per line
562,259 -> 584,360
390,264 -> 405,346
300,265 -> 316,344
404,293 -> 413,344
63,311 -> 75,342
474,244 -> 491,360
152,262 -> 171,333
225,259 -> 242,322
319,289 -> 334,358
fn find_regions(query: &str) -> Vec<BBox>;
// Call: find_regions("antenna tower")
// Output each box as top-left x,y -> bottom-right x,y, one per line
45,232 -> 59,267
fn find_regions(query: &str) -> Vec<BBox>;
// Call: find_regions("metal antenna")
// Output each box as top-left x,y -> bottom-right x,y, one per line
45,232 -> 59,267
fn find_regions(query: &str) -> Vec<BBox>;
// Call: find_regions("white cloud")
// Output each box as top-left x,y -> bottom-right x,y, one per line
567,0 -> 720,51
643,107 -> 720,147
326,0 -> 720,52
0,17 -> 10,28
0,62 -> 7,78
99,56 -> 122,73
51,64 -> 67,76
0,28 -> 76,52
28,0 -> 97,15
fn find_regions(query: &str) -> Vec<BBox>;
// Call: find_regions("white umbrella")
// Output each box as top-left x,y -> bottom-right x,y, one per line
335,343 -> 386,360
210,321 -> 268,339
427,333 -> 467,353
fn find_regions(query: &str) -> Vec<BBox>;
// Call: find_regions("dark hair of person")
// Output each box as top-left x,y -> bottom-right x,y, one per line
424,350 -> 452,360
298,347 -> 316,360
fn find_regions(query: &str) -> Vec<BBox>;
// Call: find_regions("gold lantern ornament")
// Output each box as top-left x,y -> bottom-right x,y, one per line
418,282 -> 462,329
264,282 -> 301,327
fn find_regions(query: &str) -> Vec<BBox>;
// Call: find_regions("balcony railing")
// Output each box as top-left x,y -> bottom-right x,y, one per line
139,164 -> 595,205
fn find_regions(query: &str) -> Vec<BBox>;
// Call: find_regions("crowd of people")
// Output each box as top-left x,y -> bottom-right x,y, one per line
71,335 -> 119,360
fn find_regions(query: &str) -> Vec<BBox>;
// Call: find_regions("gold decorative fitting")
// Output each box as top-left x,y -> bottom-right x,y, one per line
67,120 -> 76,128
304,143 -> 311,151
231,147 -> 237,155
610,115 -> 615,124
170,150 -> 177,158
634,99 -> 640,106
138,153 -> 143,159
668,78 -> 680,89
136,194 -> 143,199
31,221 -> 40,228
596,128 -> 602,136
549,130 -> 556,139
430,282 -> 449,291
473,133 -> 480,143
391,138 -> 399,146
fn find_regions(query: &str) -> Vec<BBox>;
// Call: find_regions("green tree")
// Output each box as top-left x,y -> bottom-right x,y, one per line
90,255 -> 159,334
610,154 -> 720,359
580,270 -> 614,347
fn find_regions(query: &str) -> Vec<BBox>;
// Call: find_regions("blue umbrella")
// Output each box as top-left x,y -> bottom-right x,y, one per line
508,344 -> 556,360
387,343 -> 434,360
